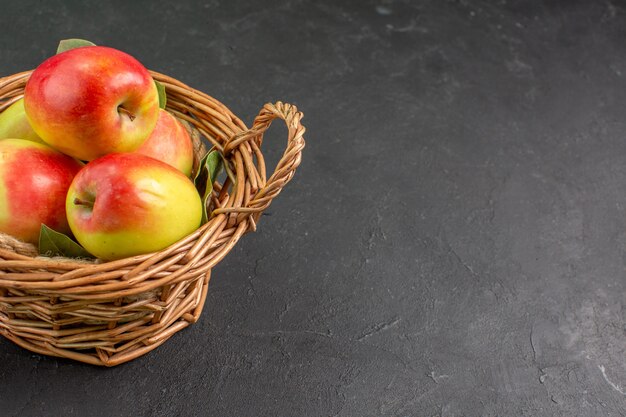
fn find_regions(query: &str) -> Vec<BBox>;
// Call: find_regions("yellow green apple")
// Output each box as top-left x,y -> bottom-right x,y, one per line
24,46 -> 160,161
0,98 -> 44,143
66,153 -> 203,260
0,139 -> 83,244
135,109 -> 194,176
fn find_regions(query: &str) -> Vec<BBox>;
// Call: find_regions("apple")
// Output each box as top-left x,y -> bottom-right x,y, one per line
0,98 -> 44,143
66,153 -> 203,260
0,139 -> 83,244
135,109 -> 194,176
24,46 -> 160,161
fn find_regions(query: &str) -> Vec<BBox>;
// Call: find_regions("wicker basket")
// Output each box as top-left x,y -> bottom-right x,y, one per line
0,70 -> 305,366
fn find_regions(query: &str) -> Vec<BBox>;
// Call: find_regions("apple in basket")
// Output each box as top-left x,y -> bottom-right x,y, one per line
66,152 -> 203,261
0,139 -> 83,244
24,45 -> 160,161
0,98 -> 44,143
135,108 -> 195,176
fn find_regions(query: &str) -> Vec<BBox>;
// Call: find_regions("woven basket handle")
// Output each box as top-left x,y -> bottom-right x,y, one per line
215,102 -> 305,227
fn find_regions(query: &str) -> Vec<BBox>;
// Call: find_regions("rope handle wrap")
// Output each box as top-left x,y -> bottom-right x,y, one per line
214,101 -> 306,228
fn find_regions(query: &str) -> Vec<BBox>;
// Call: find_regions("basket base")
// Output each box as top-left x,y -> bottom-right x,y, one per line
0,271 -> 211,367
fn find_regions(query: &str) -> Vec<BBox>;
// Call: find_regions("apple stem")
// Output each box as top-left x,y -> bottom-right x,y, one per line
118,106 -> 136,121
74,197 -> 94,208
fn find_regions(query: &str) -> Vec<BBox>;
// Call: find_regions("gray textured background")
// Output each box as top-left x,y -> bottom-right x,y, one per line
0,0 -> 625,416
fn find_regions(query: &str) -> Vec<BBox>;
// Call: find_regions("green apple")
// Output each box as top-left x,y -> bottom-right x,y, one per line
0,98 -> 44,143
135,109 -> 194,176
0,139 -> 83,244
66,153 -> 203,260
24,46 -> 160,161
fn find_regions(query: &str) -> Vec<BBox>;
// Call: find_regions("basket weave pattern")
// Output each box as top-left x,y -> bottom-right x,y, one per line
0,70 -> 305,366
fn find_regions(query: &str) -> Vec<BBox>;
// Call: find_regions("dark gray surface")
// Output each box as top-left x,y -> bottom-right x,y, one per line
1,0 -> 625,416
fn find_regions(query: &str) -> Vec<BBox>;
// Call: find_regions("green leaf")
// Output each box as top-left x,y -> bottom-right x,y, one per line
38,224 -> 94,259
194,149 -> 224,224
56,38 -> 96,54
154,80 -> 167,109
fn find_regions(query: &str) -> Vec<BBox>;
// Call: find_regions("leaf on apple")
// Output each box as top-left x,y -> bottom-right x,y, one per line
154,80 -> 167,109
38,224 -> 94,259
56,39 -> 97,54
194,149 -> 224,224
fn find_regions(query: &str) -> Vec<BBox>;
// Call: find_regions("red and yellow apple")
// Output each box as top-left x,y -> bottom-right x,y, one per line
66,153 -> 203,260
0,98 -> 44,143
24,45 -> 160,161
135,109 -> 194,176
0,139 -> 83,244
